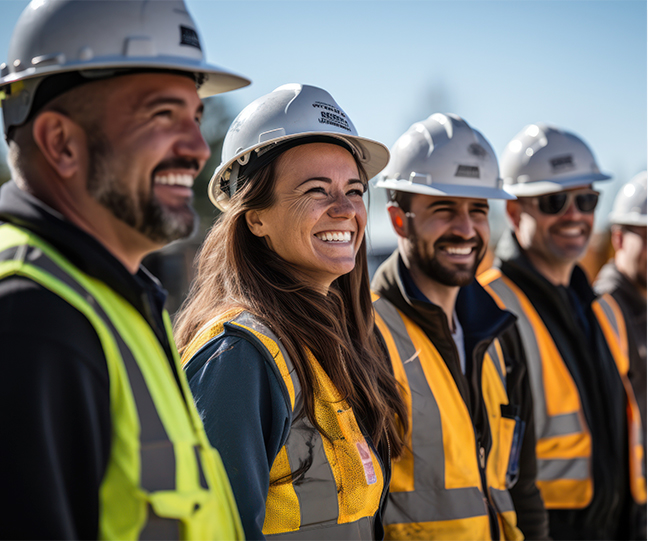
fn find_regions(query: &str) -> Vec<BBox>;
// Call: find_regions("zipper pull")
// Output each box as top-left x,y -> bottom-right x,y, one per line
479,446 -> 486,469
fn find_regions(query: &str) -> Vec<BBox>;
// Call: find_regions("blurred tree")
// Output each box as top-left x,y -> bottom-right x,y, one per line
0,140 -> 11,186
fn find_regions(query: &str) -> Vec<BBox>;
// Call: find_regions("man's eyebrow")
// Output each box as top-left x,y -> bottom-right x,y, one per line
428,199 -> 458,208
143,96 -> 204,116
472,201 -> 489,209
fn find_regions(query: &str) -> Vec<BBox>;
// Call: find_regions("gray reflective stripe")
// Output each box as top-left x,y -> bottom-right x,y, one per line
374,297 -> 487,524
486,279 -> 548,438
543,412 -> 584,438
232,311 -> 301,402
486,340 -> 506,390
1,239 -> 181,537
286,417 -> 339,526
537,457 -> 589,481
139,510 -> 180,541
596,296 -> 620,337
266,516 -> 373,540
490,487 -> 515,514
140,441 -> 176,492
232,312 -> 339,529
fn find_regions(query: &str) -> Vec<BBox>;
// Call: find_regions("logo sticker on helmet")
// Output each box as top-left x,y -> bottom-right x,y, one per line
312,101 -> 351,131
455,165 -> 480,178
550,154 -> 575,173
468,143 -> 487,158
180,26 -> 201,50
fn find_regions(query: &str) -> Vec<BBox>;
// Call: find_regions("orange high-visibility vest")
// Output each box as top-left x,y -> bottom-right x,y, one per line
373,293 -> 524,541
480,269 -> 646,509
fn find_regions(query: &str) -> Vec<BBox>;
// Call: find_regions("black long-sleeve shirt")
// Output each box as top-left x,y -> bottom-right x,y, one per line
0,181 -> 174,540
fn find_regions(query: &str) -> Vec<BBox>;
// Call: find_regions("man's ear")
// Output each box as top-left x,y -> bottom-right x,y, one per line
32,111 -> 85,180
506,199 -> 522,229
388,204 -> 409,238
610,226 -> 624,252
245,209 -> 266,238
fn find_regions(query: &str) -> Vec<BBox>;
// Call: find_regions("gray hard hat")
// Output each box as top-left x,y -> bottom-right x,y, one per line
0,0 -> 250,135
609,171 -> 647,227
375,113 -> 514,200
208,83 -> 390,211
500,123 -> 611,197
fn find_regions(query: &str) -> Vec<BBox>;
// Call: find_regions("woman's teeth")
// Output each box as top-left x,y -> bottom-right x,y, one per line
154,173 -> 194,188
315,231 -> 352,242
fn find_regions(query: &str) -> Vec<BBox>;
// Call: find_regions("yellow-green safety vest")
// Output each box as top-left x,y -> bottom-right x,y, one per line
0,223 -> 243,540
479,268 -> 646,509
373,294 -> 524,541
182,309 -> 386,539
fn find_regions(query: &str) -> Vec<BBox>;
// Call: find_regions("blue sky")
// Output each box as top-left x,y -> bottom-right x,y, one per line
0,0 -> 645,244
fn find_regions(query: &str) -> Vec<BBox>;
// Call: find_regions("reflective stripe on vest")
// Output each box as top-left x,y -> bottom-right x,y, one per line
480,268 -> 646,507
0,224 -> 243,540
182,310 -> 384,540
593,295 -> 647,503
373,295 -> 523,541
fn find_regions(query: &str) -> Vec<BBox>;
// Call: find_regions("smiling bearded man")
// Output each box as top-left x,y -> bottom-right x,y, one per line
479,124 -> 646,540
371,113 -> 548,541
0,1 -> 250,539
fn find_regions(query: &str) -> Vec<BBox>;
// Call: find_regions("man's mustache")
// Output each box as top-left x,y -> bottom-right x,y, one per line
152,158 -> 200,176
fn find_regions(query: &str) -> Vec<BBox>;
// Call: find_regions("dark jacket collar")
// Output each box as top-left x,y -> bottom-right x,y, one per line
372,249 -> 516,348
0,181 -> 168,332
595,260 -> 647,317
495,229 -> 596,308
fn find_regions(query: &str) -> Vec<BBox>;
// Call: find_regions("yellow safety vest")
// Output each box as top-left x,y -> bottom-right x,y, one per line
0,223 -> 243,540
372,294 -> 524,541
182,310 -> 386,539
479,268 -> 646,509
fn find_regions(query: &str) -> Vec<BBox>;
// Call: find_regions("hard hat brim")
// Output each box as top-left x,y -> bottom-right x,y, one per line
504,172 -> 612,197
374,178 -> 516,200
0,57 -> 250,98
208,132 -> 390,208
608,212 -> 648,227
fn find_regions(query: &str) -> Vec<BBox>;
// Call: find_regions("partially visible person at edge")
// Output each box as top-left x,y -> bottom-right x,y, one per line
595,171 -> 647,460
479,124 -> 647,540
371,113 -> 549,541
0,1 -> 250,539
174,84 -> 408,541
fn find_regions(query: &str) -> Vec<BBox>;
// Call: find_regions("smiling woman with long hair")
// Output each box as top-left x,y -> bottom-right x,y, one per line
174,84 -> 407,540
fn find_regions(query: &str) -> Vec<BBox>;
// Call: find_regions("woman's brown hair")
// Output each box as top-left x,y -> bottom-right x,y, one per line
174,146 -> 407,457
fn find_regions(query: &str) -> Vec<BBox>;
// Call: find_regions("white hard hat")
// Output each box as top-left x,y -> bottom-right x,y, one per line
0,0 -> 250,135
500,123 -> 611,197
609,171 -> 647,227
208,83 -> 390,211
375,113 -> 514,200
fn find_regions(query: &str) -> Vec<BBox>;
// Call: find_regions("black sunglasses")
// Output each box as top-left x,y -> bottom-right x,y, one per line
535,190 -> 600,215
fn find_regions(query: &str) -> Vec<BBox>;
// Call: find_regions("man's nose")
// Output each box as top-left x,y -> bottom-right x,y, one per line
175,119 -> 211,165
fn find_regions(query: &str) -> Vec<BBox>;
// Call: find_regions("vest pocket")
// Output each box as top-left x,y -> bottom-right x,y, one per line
498,407 -> 525,489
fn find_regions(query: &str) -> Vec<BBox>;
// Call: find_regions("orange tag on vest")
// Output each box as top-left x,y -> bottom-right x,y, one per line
357,441 -> 377,485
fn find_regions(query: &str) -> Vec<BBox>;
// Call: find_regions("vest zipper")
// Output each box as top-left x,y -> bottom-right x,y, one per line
476,437 -> 500,540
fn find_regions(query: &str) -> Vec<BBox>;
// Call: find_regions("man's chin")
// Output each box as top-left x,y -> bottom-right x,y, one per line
141,207 -> 198,245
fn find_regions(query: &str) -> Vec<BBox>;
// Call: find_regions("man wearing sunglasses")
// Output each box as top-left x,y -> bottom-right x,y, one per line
480,124 -> 646,540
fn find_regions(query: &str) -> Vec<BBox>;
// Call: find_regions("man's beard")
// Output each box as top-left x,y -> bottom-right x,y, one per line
86,131 -> 198,245
409,227 -> 486,287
